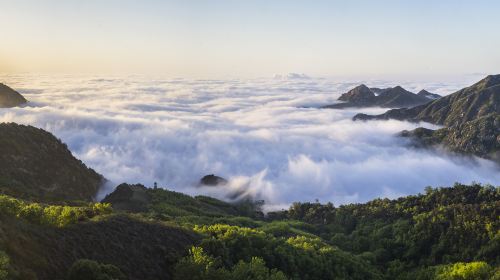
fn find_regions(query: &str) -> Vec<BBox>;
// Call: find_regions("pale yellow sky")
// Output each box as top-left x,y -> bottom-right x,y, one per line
1,0 -> 499,78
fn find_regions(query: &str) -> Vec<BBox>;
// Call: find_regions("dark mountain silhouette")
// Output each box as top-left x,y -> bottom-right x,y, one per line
0,83 -> 27,107
101,183 -> 152,212
200,174 -> 228,186
323,85 -> 435,109
0,123 -> 104,201
417,89 -> 441,100
354,75 -> 500,161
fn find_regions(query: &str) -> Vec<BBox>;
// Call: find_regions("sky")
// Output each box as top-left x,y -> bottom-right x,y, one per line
1,0 -> 500,78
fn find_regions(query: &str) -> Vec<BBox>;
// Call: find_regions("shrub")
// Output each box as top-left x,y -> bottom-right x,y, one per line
435,261 -> 495,280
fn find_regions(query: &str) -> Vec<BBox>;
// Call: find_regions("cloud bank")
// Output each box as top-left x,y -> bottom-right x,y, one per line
0,74 -> 498,209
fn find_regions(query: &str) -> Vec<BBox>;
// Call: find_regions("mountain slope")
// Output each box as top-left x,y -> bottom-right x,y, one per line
0,83 -> 27,107
1,213 -> 198,280
323,84 -> 435,109
354,75 -> 500,125
401,114 -> 500,161
353,75 -> 500,161
0,123 -> 104,201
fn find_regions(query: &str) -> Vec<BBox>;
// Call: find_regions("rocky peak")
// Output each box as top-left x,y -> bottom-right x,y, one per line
338,84 -> 375,103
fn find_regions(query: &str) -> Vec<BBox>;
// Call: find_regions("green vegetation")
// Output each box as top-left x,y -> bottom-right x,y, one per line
401,114 -> 499,161
434,261 -> 498,280
1,183 -> 498,279
0,194 -> 111,227
272,183 -> 499,279
187,224 -> 380,280
174,247 -> 287,280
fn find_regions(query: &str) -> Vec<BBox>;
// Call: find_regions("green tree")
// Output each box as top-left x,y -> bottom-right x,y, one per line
435,262 -> 494,280
231,257 -> 287,280
174,247 -> 288,280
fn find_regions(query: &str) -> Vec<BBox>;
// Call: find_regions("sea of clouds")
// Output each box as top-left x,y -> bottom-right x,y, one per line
1,73 -> 499,210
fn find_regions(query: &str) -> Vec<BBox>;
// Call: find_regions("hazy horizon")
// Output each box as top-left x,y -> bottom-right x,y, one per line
1,0 -> 500,78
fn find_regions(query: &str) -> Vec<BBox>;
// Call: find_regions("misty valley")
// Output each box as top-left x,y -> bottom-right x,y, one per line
0,74 -> 498,280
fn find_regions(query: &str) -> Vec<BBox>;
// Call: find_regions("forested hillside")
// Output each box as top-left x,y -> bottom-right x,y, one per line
0,183 -> 498,279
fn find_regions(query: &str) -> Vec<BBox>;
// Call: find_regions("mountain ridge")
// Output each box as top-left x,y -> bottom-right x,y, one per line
323,84 -> 437,109
353,75 -> 500,161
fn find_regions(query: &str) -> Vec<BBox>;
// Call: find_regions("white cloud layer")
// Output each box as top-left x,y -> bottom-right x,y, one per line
0,74 -> 498,209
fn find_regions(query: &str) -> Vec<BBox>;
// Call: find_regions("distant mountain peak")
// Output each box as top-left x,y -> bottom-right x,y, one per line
324,83 -> 433,109
417,89 -> 441,99
336,84 -> 375,104
0,83 -> 28,107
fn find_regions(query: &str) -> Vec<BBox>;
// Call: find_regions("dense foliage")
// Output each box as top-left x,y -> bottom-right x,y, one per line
174,247 -> 287,280
0,194 -> 112,227
183,224 -> 380,280
271,183 -> 499,278
1,183 -> 498,279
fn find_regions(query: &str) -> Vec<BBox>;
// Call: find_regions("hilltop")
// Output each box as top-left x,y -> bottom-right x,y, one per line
0,83 -> 27,108
323,84 -> 438,109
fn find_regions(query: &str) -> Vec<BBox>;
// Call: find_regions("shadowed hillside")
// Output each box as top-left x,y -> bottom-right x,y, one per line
353,75 -> 500,161
0,123 -> 104,202
0,84 -> 27,108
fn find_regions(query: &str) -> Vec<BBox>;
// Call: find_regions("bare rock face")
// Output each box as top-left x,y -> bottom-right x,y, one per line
0,83 -> 27,107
